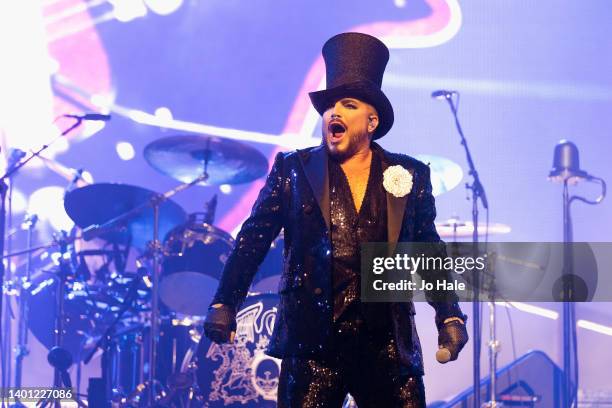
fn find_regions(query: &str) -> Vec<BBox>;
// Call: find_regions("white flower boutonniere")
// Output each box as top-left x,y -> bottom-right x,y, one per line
383,165 -> 413,197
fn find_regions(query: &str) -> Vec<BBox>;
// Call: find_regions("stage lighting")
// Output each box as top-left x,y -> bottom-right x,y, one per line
577,320 -> 612,337
220,184 -> 232,194
154,106 -> 173,125
28,186 -> 74,231
144,0 -> 184,15
110,0 -> 147,23
116,141 -> 136,161
9,188 -> 27,214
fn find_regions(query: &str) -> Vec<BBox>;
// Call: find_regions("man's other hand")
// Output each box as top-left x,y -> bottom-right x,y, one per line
437,318 -> 468,362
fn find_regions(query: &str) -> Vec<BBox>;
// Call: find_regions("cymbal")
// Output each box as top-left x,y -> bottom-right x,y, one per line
414,154 -> 463,196
64,183 -> 187,250
144,135 -> 269,186
436,219 -> 511,238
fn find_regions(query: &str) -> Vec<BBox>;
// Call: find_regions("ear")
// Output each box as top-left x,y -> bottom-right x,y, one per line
368,114 -> 379,134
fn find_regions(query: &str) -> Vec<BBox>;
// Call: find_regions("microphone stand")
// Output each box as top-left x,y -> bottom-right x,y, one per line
562,179 -> 575,408
441,93 -> 489,408
2,149 -> 26,400
82,265 -> 147,404
559,175 -> 606,408
0,117 -> 84,394
10,214 -> 38,408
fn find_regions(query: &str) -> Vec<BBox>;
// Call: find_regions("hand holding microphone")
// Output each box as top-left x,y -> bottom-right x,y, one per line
436,317 -> 469,363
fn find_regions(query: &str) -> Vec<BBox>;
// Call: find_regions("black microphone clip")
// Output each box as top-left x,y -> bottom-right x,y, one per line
431,90 -> 457,100
64,113 -> 111,122
66,168 -> 84,193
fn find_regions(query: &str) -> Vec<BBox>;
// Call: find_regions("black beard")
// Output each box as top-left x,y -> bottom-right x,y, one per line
325,141 -> 354,163
323,131 -> 370,163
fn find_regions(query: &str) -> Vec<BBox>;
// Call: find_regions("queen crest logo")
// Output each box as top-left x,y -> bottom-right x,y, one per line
201,296 -> 280,406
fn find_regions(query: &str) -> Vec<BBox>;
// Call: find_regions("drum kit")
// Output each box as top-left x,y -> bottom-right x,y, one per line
6,134 -> 511,407
8,135 -> 276,407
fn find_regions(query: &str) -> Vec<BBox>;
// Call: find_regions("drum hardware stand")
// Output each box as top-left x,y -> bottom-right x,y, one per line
83,263 -> 149,404
36,232 -> 84,408
157,340 -> 207,408
0,242 -> 63,260
47,234 -> 68,408
202,194 -> 217,225
0,116 -> 85,395
75,337 -> 87,403
483,252 -> 502,408
1,148 -> 26,400
435,90 -> 489,408
38,347 -> 87,408
8,214 -> 39,408
484,301 -> 502,408
82,171 -> 209,406
157,362 -> 203,408
0,234 -> 87,404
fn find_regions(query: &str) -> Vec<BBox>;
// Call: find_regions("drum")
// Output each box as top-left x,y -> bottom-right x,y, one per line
72,229 -> 140,282
27,268 -> 148,362
194,293 -> 358,407
106,317 -> 203,403
161,213 -> 234,316
195,293 -> 280,407
156,317 -> 203,386
106,324 -> 146,398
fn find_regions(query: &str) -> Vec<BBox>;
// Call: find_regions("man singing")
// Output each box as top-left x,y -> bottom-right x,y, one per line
204,32 -> 468,407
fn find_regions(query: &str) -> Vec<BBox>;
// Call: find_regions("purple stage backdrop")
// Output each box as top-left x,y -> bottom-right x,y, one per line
0,0 -> 610,403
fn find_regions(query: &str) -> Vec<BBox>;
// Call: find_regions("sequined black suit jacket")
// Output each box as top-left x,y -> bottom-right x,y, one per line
212,142 -> 464,375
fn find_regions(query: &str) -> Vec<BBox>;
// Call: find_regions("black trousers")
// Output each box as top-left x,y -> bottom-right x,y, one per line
277,308 -> 426,408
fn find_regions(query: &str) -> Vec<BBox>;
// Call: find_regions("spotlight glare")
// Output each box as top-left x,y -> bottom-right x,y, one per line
81,171 -> 95,184
111,0 -> 147,22
154,107 -> 173,122
51,252 -> 62,265
48,58 -> 60,74
90,93 -> 115,110
128,109 -> 152,124
577,320 -> 612,337
144,0 -> 183,15
47,136 -> 70,156
28,186 -> 74,231
507,302 -> 559,320
10,188 -> 27,214
116,141 -> 136,161
80,120 -> 106,140
219,184 -> 232,194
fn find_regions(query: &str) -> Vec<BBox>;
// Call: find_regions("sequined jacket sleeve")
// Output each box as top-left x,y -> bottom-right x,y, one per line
413,164 -> 466,328
211,152 -> 285,309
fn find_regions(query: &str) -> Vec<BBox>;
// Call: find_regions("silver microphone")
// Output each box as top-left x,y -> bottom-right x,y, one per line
436,347 -> 452,363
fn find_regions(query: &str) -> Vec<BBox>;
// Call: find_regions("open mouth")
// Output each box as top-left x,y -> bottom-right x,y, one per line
328,121 -> 346,141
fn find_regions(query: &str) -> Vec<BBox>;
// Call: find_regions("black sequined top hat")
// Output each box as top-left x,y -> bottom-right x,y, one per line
309,32 -> 394,139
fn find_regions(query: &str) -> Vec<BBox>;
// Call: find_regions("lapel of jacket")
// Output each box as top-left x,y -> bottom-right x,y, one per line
298,145 -> 330,232
374,143 -> 409,244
